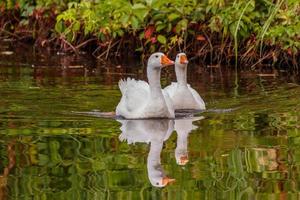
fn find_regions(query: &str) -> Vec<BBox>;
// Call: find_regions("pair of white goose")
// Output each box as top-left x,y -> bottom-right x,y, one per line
116,52 -> 205,119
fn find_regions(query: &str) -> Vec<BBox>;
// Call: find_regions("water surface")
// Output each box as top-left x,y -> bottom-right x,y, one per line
1,42 -> 300,199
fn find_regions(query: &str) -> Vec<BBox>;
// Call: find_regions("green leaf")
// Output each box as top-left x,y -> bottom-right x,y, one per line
175,19 -> 188,33
73,21 -> 81,32
132,3 -> 149,21
139,32 -> 145,40
120,15 -> 130,26
153,13 -> 165,21
131,16 -> 139,29
157,35 -> 167,44
156,24 -> 166,31
168,13 -> 180,22
146,0 -> 153,6
135,47 -> 143,52
132,3 -> 147,10
117,29 -> 124,37
229,21 -> 238,37
55,21 -> 65,33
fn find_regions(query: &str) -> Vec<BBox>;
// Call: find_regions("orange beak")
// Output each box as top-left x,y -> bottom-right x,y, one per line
179,155 -> 189,165
161,55 -> 174,67
162,176 -> 176,186
180,55 -> 189,64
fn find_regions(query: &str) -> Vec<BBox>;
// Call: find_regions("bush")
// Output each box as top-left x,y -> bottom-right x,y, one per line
0,0 -> 299,65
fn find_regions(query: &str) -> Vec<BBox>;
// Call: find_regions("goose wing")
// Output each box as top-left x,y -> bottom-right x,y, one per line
118,120 -> 151,144
116,78 -> 150,118
163,82 -> 177,98
187,84 -> 206,110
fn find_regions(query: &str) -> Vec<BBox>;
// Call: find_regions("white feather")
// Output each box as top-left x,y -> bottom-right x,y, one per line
164,53 -> 206,110
164,82 -> 205,110
116,53 -> 175,119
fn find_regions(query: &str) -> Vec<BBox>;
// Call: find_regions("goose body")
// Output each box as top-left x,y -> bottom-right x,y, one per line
164,53 -> 205,110
116,53 -> 175,119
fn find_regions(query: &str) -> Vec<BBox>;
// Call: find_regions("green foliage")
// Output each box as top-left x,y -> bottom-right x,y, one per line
52,0 -> 299,54
1,0 -> 299,57
1,0 -> 77,13
263,1 -> 300,52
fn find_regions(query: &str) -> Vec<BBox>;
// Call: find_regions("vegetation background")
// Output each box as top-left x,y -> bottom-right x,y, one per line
0,0 -> 299,67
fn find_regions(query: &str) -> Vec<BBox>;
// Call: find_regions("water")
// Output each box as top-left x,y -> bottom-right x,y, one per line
1,42 -> 300,199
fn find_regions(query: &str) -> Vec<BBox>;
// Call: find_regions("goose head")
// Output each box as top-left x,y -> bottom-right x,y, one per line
149,174 -> 175,188
147,52 -> 174,70
175,53 -> 189,68
175,151 -> 189,166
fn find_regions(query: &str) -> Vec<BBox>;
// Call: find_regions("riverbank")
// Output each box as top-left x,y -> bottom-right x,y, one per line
1,0 -> 299,68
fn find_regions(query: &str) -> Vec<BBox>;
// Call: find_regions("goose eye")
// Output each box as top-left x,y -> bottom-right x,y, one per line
155,55 -> 159,58
156,182 -> 159,185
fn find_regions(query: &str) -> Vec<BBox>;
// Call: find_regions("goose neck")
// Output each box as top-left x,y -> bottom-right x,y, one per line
175,65 -> 187,86
176,132 -> 188,149
147,67 -> 163,97
147,141 -> 163,165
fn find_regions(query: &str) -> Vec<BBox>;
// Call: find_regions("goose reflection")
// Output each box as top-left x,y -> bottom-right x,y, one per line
174,116 -> 204,166
118,117 -> 203,187
118,119 -> 175,187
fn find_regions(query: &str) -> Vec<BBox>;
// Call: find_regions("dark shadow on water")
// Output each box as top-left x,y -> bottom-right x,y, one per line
72,110 -> 205,120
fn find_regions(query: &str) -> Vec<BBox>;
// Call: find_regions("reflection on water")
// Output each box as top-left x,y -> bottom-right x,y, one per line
174,117 -> 203,166
118,119 -> 176,187
1,42 -> 300,199
118,118 -> 202,187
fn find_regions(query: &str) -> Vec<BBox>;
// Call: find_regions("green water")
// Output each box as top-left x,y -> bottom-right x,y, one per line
1,46 -> 300,199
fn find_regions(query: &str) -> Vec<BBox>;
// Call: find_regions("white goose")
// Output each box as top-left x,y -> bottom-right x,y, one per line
118,119 -> 175,187
164,53 -> 205,110
116,53 -> 175,119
